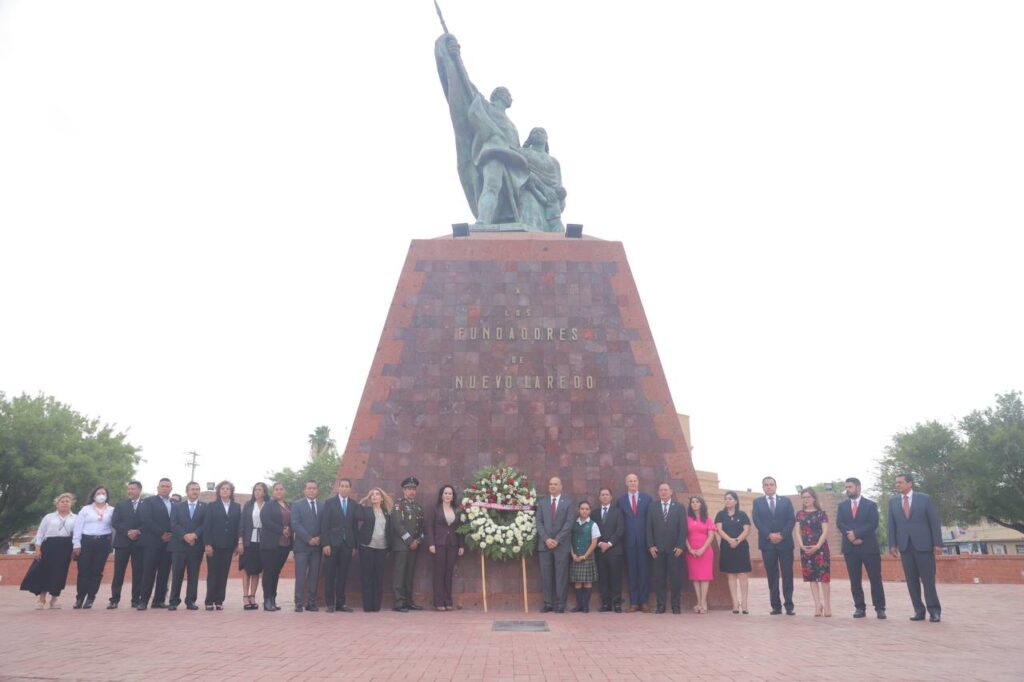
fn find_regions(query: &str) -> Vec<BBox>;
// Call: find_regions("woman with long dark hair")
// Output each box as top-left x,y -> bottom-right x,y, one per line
203,480 -> 241,610
239,482 -> 268,610
259,482 -> 292,611
21,493 -> 77,609
715,491 -> 752,614
425,484 -> 464,610
685,495 -> 717,614
356,487 -> 392,612
72,486 -> 114,609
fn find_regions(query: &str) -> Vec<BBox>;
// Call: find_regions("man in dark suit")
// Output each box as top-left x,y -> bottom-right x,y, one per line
617,472 -> 653,612
836,476 -> 886,619
168,482 -> 205,610
291,479 -> 323,612
108,479 -> 144,609
137,477 -> 174,610
536,476 -> 574,613
646,483 -> 687,614
321,477 -> 360,613
888,472 -> 943,622
594,487 -> 624,612
751,476 -> 796,615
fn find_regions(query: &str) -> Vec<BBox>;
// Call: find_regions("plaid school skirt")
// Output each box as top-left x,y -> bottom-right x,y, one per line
570,555 -> 598,583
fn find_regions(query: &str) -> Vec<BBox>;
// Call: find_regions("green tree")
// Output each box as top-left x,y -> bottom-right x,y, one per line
0,393 -> 140,547
268,425 -> 341,501
877,391 -> 1024,533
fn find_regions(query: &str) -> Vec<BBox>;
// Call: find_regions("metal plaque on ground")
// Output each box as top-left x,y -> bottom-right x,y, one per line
492,620 -> 549,632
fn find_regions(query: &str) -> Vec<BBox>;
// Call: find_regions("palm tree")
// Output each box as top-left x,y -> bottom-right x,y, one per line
308,426 -> 336,459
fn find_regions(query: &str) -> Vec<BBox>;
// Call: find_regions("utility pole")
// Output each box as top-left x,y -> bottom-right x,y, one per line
184,451 -> 200,483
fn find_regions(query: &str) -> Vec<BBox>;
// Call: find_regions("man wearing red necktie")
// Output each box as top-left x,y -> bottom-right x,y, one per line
836,477 -> 886,619
617,473 -> 653,612
537,477 -> 573,613
888,473 -> 943,622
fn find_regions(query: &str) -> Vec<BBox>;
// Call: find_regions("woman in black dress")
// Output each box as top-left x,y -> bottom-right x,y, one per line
239,482 -> 268,610
714,491 -> 752,614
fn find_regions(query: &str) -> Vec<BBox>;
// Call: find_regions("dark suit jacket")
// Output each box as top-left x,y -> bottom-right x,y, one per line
594,503 -> 624,557
356,505 -> 391,547
259,501 -> 292,549
290,498 -> 323,554
645,500 -> 687,553
536,495 -> 574,552
203,501 -> 242,549
320,495 -> 360,549
169,500 -> 206,553
424,505 -> 464,549
240,500 -> 263,549
111,498 -> 142,549
836,497 -> 881,555
617,492 -> 653,547
751,495 -> 796,551
888,491 -> 942,552
138,495 -> 173,548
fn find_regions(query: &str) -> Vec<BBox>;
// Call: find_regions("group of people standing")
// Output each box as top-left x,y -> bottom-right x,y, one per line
22,471 -> 943,621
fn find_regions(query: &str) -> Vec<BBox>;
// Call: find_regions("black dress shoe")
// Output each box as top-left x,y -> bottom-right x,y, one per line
264,599 -> 274,611
554,606 -> 565,613
83,596 -> 95,609
186,604 -> 199,611
151,603 -> 168,609
337,605 -> 353,613
654,605 -> 666,614
136,604 -> 147,611
540,604 -> 554,613
107,601 -> 118,610
325,606 -> 335,613
73,598 -> 84,609
770,608 -> 783,615
929,613 -> 941,622
294,605 -> 304,613
853,609 -> 866,618
305,605 -> 319,612
613,606 -> 623,613
571,604 -> 584,613
407,603 -> 423,611
876,609 -> 887,620
598,604 -> 612,612
672,608 -> 681,615
393,605 -> 409,612
910,612 -> 926,621
785,607 -> 796,616
167,605 -> 177,611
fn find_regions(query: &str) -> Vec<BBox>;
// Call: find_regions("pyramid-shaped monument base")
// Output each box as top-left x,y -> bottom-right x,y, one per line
339,232 -> 725,608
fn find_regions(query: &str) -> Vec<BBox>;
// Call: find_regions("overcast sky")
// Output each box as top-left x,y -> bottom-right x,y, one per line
2,1 -> 1021,497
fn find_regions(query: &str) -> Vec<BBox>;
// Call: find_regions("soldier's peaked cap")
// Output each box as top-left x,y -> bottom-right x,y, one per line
401,476 -> 420,488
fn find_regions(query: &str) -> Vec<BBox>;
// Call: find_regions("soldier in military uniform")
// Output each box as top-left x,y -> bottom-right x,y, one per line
390,476 -> 425,612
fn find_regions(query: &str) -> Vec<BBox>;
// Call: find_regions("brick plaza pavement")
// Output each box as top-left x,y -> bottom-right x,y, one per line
1,578 -> 1021,681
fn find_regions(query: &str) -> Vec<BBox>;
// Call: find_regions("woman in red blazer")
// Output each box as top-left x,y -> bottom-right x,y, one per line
425,484 -> 465,611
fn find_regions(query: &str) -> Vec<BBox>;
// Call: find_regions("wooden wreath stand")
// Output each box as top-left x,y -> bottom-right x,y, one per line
478,553 -> 530,613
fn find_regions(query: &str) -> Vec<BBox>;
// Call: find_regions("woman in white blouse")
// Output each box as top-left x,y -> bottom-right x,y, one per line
239,482 -> 269,610
72,486 -> 115,609
20,493 -> 77,609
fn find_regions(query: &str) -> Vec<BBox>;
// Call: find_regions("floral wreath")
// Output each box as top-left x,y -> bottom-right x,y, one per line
457,465 -> 538,561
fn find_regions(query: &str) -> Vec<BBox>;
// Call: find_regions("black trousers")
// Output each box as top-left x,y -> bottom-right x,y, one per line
650,551 -> 683,610
324,544 -> 354,607
110,544 -> 143,605
761,545 -> 794,610
392,548 -> 418,607
901,548 -> 941,615
360,546 -> 386,612
140,543 -> 172,606
260,546 -> 290,599
597,550 -> 624,607
205,547 -> 234,605
431,544 -> 458,607
75,534 -> 112,601
169,548 -> 202,606
845,552 -> 886,610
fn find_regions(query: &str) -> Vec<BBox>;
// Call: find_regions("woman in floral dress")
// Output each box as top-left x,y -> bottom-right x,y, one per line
795,486 -> 831,617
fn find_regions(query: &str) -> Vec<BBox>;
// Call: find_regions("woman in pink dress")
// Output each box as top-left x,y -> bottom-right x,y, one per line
685,495 -> 717,614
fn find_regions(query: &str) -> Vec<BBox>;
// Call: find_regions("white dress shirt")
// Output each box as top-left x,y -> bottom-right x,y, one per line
73,504 -> 114,548
34,512 -> 77,545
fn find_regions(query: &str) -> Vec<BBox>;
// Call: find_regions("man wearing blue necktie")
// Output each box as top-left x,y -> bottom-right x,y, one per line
168,482 -> 205,610
321,478 -> 361,613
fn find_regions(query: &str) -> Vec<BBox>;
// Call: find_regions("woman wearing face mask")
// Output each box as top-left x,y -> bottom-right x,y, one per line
72,486 -> 115,609
21,493 -> 77,609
